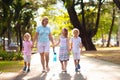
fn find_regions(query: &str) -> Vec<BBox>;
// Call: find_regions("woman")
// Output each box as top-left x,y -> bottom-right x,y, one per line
33,16 -> 54,72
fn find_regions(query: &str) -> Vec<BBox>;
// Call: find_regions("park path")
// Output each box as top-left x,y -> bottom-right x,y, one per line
0,47 -> 120,80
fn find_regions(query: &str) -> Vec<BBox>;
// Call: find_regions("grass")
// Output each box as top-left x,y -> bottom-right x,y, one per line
82,47 -> 120,64
0,47 -> 120,73
0,61 -> 23,72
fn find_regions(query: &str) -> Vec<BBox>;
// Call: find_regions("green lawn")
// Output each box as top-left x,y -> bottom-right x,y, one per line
0,61 -> 23,72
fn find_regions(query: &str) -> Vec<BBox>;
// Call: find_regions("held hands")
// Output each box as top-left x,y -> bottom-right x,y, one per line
51,44 -> 55,49
32,41 -> 38,48
68,48 -> 71,53
32,43 -> 34,48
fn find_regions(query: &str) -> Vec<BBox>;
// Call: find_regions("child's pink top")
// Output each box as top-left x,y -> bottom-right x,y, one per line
23,40 -> 32,56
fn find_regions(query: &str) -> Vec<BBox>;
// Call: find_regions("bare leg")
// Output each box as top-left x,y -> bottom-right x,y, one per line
74,60 -> 77,67
45,52 -> 50,71
24,62 -> 27,67
23,62 -> 27,71
27,62 -> 30,72
28,62 -> 30,69
40,53 -> 45,71
60,61 -> 64,71
64,61 -> 67,71
77,60 -> 80,65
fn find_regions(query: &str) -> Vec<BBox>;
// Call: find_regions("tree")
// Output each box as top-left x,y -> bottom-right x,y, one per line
13,0 -> 33,51
106,5 -> 116,47
0,0 -> 38,51
0,0 -> 13,50
113,0 -> 120,9
61,0 -> 105,50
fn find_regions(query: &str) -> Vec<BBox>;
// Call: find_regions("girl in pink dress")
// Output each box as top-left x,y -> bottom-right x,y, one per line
55,28 -> 70,73
22,33 -> 33,72
70,28 -> 82,72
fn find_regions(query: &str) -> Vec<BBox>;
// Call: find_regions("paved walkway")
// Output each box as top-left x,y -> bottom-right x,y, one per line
0,48 -> 120,80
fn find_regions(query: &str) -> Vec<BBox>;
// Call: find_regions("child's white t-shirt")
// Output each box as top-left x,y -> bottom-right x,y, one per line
71,37 -> 82,52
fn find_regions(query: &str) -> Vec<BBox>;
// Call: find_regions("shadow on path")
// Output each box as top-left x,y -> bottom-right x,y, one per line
59,72 -> 71,80
14,71 -> 47,80
29,72 -> 47,80
73,72 -> 87,80
5,52 -> 120,80
14,71 -> 28,80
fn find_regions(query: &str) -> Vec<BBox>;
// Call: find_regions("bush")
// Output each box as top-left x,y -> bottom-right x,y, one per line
0,49 -> 23,61
13,52 -> 23,60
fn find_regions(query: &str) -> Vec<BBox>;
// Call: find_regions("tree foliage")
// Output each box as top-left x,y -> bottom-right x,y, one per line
113,0 -> 120,9
1,0 -> 120,51
61,0 -> 105,50
0,0 -> 38,51
39,1 -> 73,38
60,0 -> 120,50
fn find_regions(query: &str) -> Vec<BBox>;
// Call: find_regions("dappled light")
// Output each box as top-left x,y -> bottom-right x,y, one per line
0,0 -> 120,80
83,47 -> 120,64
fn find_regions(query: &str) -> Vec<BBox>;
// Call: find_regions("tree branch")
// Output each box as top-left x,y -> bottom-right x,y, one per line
113,0 -> 120,9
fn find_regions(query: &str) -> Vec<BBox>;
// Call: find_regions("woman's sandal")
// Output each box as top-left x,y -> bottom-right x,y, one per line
46,67 -> 50,72
62,70 -> 67,73
42,69 -> 46,73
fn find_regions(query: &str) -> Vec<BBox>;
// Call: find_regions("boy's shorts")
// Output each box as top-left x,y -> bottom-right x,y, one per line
23,55 -> 31,63
72,50 -> 81,60
37,42 -> 50,53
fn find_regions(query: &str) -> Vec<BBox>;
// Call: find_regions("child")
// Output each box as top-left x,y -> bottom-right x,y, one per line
22,32 -> 33,72
70,28 -> 82,72
54,28 -> 70,73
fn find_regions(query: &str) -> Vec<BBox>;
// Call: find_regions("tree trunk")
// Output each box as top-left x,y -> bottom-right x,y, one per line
19,28 -> 22,52
7,10 -> 13,47
7,17 -> 12,47
81,0 -> 86,32
67,5 -> 96,51
18,23 -> 22,52
106,7 -> 115,47
2,36 -> 5,50
81,0 -> 96,50
8,26 -> 11,47
1,28 -> 7,50
94,0 -> 102,35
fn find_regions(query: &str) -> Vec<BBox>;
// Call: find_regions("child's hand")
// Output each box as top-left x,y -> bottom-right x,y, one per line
69,48 -> 71,51
31,44 -> 34,48
68,48 -> 71,53
51,44 -> 55,48
32,43 -> 37,48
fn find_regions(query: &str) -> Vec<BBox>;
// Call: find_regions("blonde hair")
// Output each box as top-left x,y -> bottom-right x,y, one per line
41,16 -> 48,25
23,32 -> 31,41
72,28 -> 80,36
